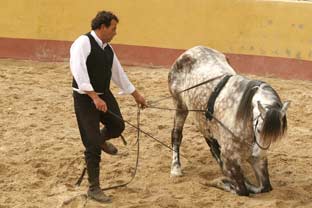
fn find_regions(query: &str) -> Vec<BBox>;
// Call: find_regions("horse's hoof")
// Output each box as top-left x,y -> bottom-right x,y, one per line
170,167 -> 183,177
261,185 -> 273,193
170,171 -> 183,177
236,189 -> 250,196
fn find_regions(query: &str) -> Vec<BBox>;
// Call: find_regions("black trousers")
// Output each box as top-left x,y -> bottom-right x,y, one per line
73,90 -> 125,164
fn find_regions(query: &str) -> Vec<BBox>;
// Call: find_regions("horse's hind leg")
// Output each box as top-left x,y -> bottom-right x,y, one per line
205,137 -> 223,168
246,156 -> 272,193
170,102 -> 188,177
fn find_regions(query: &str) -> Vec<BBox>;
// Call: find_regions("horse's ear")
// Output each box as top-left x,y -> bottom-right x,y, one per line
281,101 -> 290,118
257,101 -> 266,117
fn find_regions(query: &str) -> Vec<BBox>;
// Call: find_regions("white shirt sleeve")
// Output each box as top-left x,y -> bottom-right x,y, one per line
111,47 -> 135,95
70,35 -> 94,92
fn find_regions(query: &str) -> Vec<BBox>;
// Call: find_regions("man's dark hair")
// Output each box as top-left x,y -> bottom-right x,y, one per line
91,11 -> 119,30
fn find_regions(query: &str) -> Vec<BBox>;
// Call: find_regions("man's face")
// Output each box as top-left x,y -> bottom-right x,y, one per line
101,19 -> 117,43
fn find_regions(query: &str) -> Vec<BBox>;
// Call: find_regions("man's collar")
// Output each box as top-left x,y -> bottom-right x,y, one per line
91,30 -> 107,49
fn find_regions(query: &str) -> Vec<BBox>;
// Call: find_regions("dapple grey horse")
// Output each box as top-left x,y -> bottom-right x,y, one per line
168,46 -> 289,196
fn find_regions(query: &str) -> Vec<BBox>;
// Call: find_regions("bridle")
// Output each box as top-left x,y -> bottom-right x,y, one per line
252,110 -> 271,150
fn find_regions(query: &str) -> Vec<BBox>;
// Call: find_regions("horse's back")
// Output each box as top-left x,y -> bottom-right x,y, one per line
168,46 -> 236,99
170,46 -> 235,76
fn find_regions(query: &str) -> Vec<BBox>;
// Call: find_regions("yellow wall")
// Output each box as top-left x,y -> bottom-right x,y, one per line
1,0 -> 312,61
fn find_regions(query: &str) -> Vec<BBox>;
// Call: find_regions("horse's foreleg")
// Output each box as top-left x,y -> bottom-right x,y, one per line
206,176 -> 237,194
170,108 -> 188,177
221,157 -> 249,196
205,137 -> 223,168
246,156 -> 273,193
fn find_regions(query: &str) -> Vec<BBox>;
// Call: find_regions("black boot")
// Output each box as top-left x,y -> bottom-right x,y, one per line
101,142 -> 118,155
86,160 -> 111,203
100,127 -> 118,155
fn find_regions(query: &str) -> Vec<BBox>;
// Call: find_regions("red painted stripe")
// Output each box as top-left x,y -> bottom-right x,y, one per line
0,37 -> 311,80
0,37 -> 70,61
226,53 -> 312,80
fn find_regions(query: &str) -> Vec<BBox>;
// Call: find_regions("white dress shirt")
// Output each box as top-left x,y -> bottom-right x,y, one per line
70,30 -> 135,95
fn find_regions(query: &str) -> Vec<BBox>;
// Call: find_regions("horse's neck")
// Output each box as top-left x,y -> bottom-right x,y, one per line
254,84 -> 275,103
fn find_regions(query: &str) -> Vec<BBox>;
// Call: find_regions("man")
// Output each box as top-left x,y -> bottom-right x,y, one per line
70,11 -> 147,203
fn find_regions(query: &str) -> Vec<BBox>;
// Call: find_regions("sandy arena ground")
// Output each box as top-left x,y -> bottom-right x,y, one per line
0,59 -> 311,208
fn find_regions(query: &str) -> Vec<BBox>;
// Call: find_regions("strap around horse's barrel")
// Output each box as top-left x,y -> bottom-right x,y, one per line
205,75 -> 233,120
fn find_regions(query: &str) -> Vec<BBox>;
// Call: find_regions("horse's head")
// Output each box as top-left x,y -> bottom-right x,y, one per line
236,80 -> 290,147
253,85 -> 290,146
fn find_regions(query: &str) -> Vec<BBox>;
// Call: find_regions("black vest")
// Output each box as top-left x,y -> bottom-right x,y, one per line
72,32 -> 114,93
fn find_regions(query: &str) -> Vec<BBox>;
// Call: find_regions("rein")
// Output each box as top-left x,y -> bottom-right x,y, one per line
102,107 -> 142,191
149,75 -> 268,150
149,74 -> 224,105
75,107 -> 190,190
75,75 -> 223,190
253,114 -> 271,150
75,74 -> 265,190
148,74 -> 240,141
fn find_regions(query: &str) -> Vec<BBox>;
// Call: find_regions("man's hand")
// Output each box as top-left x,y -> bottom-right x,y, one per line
131,90 -> 147,109
86,91 -> 108,112
93,96 -> 107,112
